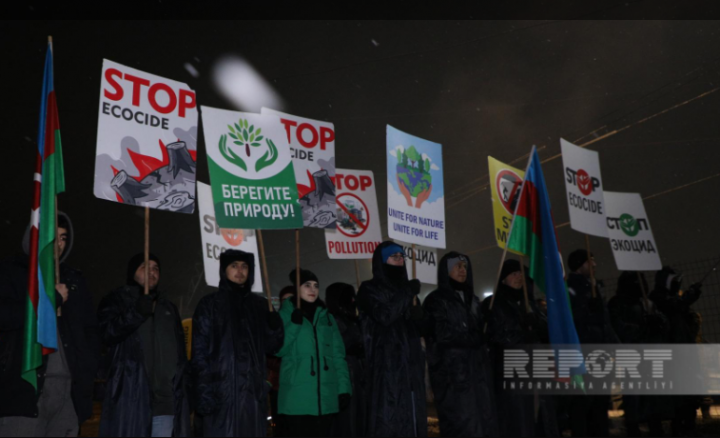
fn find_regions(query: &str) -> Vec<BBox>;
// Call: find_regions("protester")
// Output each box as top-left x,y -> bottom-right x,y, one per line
650,267 -> 703,437
423,252 -> 498,437
275,269 -> 351,437
268,285 -> 296,437
191,249 -> 283,437
97,253 -> 190,437
326,282 -> 366,437
357,241 -> 429,437
609,271 -> 671,437
482,259 -> 553,437
566,249 -> 619,437
0,212 -> 100,437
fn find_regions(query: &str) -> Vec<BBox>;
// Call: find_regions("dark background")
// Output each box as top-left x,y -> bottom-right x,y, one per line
2,19 -> 720,318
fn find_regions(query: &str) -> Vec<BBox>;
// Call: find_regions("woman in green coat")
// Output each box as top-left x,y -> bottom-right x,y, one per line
277,268 -> 352,437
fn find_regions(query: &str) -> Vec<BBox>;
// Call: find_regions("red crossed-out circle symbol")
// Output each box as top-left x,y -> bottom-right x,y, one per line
576,169 -> 593,196
336,193 -> 370,238
496,169 -> 523,214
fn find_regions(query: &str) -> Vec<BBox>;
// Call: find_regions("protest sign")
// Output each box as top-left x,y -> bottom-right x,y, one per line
201,107 -> 303,229
197,182 -> 262,291
386,125 -> 446,248
560,139 -> 608,237
398,243 -> 438,285
488,156 -> 525,254
604,191 -> 662,271
94,59 -> 198,213
261,108 -> 336,228
325,169 -> 382,259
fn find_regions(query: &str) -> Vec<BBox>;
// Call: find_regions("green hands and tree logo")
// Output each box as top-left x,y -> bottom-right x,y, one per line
395,145 -> 433,208
619,213 -> 639,237
219,118 -> 278,172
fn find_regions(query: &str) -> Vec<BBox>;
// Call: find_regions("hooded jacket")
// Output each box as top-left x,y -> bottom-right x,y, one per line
649,267 -> 701,344
423,252 -> 498,437
0,212 -> 99,422
567,273 -> 619,344
191,250 -> 283,437
276,294 -> 351,416
97,256 -> 190,437
608,271 -> 670,344
356,241 -> 428,437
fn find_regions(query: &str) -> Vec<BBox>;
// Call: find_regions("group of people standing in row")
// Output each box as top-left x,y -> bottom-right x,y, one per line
0,211 -> 705,437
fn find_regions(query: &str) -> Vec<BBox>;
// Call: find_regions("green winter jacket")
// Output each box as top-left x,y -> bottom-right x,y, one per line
276,298 -> 352,416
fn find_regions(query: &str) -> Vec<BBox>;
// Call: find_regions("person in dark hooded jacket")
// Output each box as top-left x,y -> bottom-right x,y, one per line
565,249 -> 618,438
0,212 -> 99,437
608,271 -> 671,437
649,266 -> 703,437
326,282 -> 366,437
191,249 -> 283,437
357,241 -> 428,437
97,253 -> 190,437
481,259 -> 551,437
423,252 -> 498,437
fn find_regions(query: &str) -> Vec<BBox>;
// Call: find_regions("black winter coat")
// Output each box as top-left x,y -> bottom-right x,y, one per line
97,285 -> 190,437
357,241 -> 429,437
0,257 -> 99,423
482,282 -> 550,437
424,252 -> 498,437
191,283 -> 283,437
330,312 -> 366,437
567,274 -> 619,344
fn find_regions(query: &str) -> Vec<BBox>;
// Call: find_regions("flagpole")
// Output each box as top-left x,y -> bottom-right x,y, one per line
144,206 -> 150,296
637,271 -> 652,313
484,146 -> 536,334
257,230 -> 274,312
519,256 -> 532,314
585,235 -> 597,298
354,259 -> 361,289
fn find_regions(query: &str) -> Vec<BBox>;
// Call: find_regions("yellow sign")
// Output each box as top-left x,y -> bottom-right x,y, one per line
182,318 -> 192,360
488,156 -> 525,254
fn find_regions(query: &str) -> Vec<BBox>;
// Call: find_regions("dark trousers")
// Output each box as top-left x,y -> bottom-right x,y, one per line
569,395 -> 610,437
279,414 -> 334,438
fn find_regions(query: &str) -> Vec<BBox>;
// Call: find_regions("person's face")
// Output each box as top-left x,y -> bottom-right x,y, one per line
578,257 -> 596,277
503,271 -> 523,290
225,261 -> 249,285
449,261 -> 468,283
300,281 -> 319,302
134,260 -> 160,289
56,227 -> 68,257
386,252 -> 405,267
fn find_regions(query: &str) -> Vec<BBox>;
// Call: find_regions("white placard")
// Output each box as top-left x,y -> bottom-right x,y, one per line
560,138 -> 608,237
604,191 -> 662,271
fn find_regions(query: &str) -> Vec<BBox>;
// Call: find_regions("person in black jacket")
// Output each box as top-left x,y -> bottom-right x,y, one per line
608,271 -> 671,437
357,241 -> 428,437
565,249 -> 619,438
326,282 -> 366,437
191,249 -> 283,437
482,259 -> 551,437
0,212 -> 99,437
650,266 -> 703,437
97,253 -> 190,437
424,252 -> 498,437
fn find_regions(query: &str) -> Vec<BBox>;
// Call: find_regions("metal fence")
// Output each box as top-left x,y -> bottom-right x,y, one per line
602,256 -> 720,343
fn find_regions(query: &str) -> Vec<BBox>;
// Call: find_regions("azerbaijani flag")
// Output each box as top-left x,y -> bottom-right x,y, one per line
22,39 -> 65,388
507,147 -> 585,375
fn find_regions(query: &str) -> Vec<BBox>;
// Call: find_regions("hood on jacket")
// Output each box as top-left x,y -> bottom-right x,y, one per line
219,249 -> 255,291
438,251 -> 474,291
326,282 -> 357,319
617,271 -> 648,300
126,252 -> 162,289
371,241 -> 409,282
23,210 -> 74,264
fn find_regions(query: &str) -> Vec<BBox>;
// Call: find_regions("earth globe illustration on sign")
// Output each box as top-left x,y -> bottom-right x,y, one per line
395,145 -> 433,208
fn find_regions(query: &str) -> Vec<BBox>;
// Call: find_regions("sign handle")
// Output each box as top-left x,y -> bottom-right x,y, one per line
144,206 -> 150,296
257,230 -> 273,312
411,244 -> 418,305
637,271 -> 652,314
296,230 -> 301,309
354,259 -> 361,289
585,234 -> 597,298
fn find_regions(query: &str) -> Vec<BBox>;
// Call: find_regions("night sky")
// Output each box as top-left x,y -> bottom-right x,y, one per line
3,19 -> 720,318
